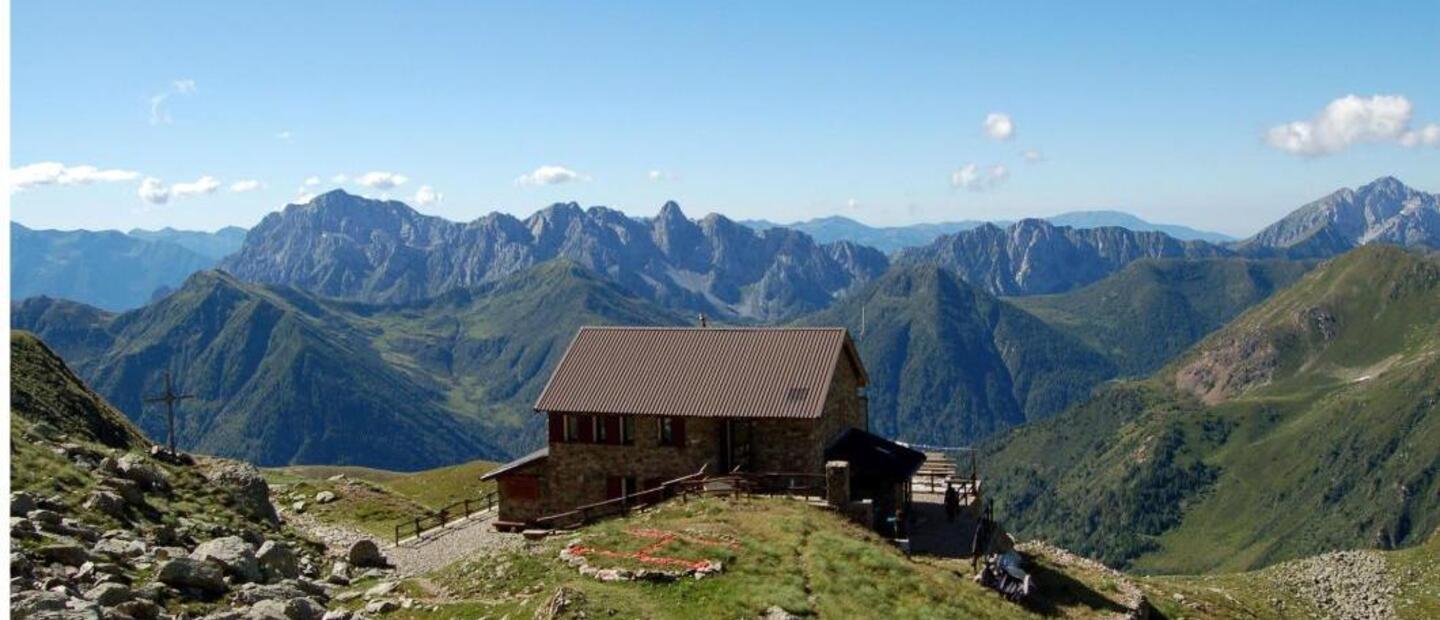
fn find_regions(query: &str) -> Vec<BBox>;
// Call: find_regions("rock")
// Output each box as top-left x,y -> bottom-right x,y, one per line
133,582 -> 173,602
257,541 -> 301,581
11,589 -> 69,614
292,501 -> 306,514
192,536 -> 262,583
762,605 -> 801,620
345,540 -> 386,568
231,582 -> 310,605
247,599 -> 292,620
321,610 -> 352,620
83,582 -> 132,606
314,491 -> 336,504
28,509 -> 63,526
117,454 -> 171,492
83,490 -> 129,519
12,517 -> 38,539
286,578 -> 330,601
11,491 -> 38,516
326,474 -> 346,482
326,561 -> 350,586
99,477 -> 145,505
364,581 -> 398,598
156,557 -> 228,595
112,598 -> 162,620
363,599 -> 399,614
203,461 -> 279,525
37,541 -> 92,566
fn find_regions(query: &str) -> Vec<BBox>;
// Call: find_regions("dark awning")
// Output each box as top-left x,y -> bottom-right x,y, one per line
824,428 -> 926,481
480,447 -> 549,481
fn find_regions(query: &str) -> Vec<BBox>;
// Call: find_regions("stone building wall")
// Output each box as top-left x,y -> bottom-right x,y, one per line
497,343 -> 871,523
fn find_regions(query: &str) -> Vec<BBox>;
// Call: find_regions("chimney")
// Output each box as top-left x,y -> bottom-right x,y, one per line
698,313 -> 708,328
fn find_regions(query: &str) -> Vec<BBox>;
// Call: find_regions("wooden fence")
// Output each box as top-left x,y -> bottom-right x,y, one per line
531,469 -> 826,531
394,490 -> 499,544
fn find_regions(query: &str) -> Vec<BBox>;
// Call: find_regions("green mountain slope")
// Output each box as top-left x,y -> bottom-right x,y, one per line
798,264 -> 1116,445
1009,257 -> 1312,376
983,246 -> 1440,573
14,260 -> 685,468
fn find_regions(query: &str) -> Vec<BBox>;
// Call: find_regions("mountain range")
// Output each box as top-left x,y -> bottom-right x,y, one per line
11,223 -> 218,311
12,261 -> 685,469
983,245 -> 1440,573
743,210 -> 1233,253
1237,176 -> 1440,258
219,191 -> 887,322
127,225 -> 248,260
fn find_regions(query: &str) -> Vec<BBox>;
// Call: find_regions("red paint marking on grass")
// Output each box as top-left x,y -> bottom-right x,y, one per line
570,527 -> 739,571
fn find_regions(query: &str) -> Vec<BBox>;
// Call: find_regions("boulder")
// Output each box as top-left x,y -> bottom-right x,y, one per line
345,540 -> 387,568
99,477 -> 146,505
10,589 -> 69,615
364,599 -> 399,614
247,597 -> 325,620
83,490 -> 129,519
257,541 -> 301,581
292,501 -> 306,514
192,536 -> 262,583
11,491 -> 38,517
83,582 -> 132,606
321,610 -> 352,620
156,557 -> 228,595
28,509 -> 63,526
37,541 -> 91,566
113,598 -> 162,620
314,491 -> 336,504
231,582 -> 310,606
117,454 -> 171,492
203,461 -> 279,525
325,561 -> 350,586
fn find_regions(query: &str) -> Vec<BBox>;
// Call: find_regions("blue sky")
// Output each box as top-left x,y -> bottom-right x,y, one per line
10,1 -> 1440,236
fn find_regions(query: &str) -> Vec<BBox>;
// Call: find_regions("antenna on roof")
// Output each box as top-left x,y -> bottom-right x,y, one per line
698,313 -> 708,328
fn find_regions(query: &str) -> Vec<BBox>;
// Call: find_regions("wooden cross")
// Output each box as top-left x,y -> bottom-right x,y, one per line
143,370 -> 194,455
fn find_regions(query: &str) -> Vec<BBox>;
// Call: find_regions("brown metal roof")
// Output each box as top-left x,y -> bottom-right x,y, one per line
534,327 -> 866,419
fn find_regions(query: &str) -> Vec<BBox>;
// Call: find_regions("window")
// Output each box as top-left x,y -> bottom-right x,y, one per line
563,414 -> 580,442
657,417 -> 685,447
620,416 -> 633,445
594,416 -> 608,443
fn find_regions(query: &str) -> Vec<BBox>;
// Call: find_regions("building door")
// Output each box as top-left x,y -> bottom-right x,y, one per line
724,419 -> 754,472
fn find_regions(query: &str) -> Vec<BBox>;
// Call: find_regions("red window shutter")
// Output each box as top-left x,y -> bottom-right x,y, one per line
578,414 -> 594,443
604,416 -> 621,445
605,476 -> 623,499
548,413 -> 563,443
672,417 -> 686,447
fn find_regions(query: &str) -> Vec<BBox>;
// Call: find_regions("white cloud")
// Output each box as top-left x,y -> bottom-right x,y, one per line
951,163 -> 1009,191
137,175 -> 220,204
331,174 -> 348,184
1263,94 -> 1434,156
1022,149 -> 1046,163
648,169 -> 676,182
171,176 -> 220,198
229,179 -> 263,193
1400,123 -> 1440,148
10,162 -> 141,192
356,171 -> 409,189
303,176 -> 321,187
294,190 -> 316,204
276,131 -> 292,141
983,113 -> 1015,141
515,165 -> 587,187
412,185 -> 442,206
138,178 -> 170,204
845,198 -> 859,211
149,79 -> 197,125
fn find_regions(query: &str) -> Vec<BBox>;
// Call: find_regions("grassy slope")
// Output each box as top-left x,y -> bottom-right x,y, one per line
262,460 -> 499,538
984,246 -> 1440,573
798,264 -> 1115,445
1009,257 -> 1311,376
352,496 -> 1136,620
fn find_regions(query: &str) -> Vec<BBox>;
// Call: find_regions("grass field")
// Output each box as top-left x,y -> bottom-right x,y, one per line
327,496 -> 1140,620
263,459 -> 498,538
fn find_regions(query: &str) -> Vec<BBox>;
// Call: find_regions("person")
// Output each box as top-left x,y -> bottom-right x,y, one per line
944,482 -> 959,524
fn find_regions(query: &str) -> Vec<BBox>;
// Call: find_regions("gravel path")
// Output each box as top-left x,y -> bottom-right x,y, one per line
283,507 -> 524,577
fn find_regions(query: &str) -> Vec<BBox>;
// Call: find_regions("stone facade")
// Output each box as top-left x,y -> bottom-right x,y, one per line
492,346 -> 869,525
